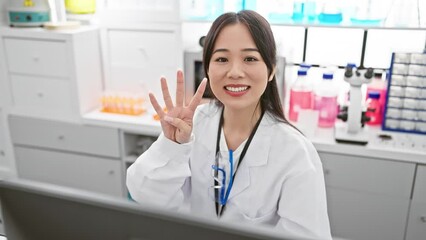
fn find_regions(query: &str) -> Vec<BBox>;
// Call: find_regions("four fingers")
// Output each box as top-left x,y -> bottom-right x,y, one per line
151,72 -> 206,143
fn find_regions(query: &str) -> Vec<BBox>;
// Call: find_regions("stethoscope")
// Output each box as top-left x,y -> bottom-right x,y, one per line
213,108 -> 264,217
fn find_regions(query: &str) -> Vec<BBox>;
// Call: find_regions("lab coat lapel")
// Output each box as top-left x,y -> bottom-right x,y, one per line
199,106 -> 222,180
228,114 -> 273,200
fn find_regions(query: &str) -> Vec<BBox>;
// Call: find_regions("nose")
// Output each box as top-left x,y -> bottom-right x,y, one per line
226,61 -> 244,79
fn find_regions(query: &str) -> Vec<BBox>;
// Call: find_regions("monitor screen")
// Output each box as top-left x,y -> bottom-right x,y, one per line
0,178 -> 296,240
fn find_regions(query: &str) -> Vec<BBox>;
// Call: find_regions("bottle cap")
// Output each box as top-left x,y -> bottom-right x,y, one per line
300,63 -> 312,69
346,63 -> 357,68
297,69 -> 308,76
368,91 -> 380,99
323,73 -> 333,80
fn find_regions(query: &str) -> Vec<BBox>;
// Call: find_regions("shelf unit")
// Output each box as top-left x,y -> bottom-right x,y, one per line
0,26 -> 103,123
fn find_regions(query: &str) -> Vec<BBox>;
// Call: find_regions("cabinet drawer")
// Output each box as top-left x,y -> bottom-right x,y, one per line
11,74 -> 73,112
9,116 -> 120,158
319,152 -> 415,198
413,165 -> 426,202
15,146 -> 123,197
4,38 -> 69,78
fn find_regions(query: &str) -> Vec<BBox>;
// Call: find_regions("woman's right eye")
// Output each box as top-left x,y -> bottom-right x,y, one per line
214,57 -> 228,62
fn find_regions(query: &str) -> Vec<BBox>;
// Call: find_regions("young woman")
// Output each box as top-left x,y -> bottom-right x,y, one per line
127,10 -> 331,239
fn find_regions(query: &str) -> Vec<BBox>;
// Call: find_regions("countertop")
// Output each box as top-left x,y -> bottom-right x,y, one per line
83,109 -> 426,165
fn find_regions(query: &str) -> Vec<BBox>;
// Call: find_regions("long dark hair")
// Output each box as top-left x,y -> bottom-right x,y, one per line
203,10 -> 288,124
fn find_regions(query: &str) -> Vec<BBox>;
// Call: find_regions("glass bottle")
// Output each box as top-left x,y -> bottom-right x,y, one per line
318,0 -> 342,24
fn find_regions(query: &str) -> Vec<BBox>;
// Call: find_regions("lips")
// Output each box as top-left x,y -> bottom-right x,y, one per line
224,84 -> 250,96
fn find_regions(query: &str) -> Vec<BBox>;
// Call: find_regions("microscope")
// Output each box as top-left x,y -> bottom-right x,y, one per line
335,66 -> 374,145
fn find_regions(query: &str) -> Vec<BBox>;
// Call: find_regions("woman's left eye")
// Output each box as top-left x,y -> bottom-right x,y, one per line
244,57 -> 258,62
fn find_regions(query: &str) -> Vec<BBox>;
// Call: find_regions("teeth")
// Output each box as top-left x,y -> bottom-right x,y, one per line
225,86 -> 248,92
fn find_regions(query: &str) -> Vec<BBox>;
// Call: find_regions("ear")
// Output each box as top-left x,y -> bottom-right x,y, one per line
268,67 -> 277,81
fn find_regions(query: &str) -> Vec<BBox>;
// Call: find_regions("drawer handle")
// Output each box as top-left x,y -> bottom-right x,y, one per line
421,216 -> 426,223
57,135 -> 65,140
0,150 -> 5,156
108,170 -> 115,175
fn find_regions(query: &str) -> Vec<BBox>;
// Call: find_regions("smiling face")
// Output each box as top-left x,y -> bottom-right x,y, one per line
207,23 -> 271,112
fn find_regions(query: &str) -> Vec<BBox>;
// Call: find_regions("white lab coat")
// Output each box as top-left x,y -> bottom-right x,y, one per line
127,103 -> 332,240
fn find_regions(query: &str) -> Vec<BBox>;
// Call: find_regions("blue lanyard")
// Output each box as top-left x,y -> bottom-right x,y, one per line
212,150 -> 235,206
214,108 -> 264,217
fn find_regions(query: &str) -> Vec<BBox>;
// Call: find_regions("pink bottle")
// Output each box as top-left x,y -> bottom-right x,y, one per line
366,71 -> 387,116
314,73 -> 338,128
366,91 -> 382,125
289,69 -> 313,122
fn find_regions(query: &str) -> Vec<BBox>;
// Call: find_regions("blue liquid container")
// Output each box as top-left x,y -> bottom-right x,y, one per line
209,0 -> 224,20
304,0 -> 317,22
292,1 -> 304,22
318,12 -> 342,24
318,2 -> 342,24
242,0 -> 256,10
292,0 -> 317,23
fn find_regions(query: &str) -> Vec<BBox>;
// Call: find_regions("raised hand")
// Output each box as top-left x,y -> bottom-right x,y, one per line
149,70 -> 207,144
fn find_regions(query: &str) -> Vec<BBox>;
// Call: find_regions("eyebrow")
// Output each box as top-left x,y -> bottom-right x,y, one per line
212,48 -> 259,54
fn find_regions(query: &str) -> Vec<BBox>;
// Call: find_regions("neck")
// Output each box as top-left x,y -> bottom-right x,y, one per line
223,105 -> 261,145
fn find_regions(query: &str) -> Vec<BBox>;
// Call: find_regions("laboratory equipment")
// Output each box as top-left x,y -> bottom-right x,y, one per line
266,0 -> 293,23
314,72 -> 338,128
291,0 -> 304,22
383,52 -> 426,135
181,0 -> 223,21
318,0 -> 342,24
365,91 -> 382,125
101,92 -> 146,116
242,0 -> 257,10
366,70 -> 387,115
290,0 -> 317,23
350,0 -> 388,26
289,68 -> 313,122
335,66 -> 374,144
65,0 -> 96,14
7,0 -> 50,27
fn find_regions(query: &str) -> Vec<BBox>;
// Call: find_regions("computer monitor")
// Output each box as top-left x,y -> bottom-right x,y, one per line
0,178 -> 296,240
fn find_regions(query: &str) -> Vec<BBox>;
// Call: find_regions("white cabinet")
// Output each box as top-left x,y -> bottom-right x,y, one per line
318,152 -> 416,240
14,146 -> 122,197
0,26 -> 103,122
99,2 -> 183,104
100,23 -> 183,102
406,165 -> 426,240
9,115 -> 124,197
